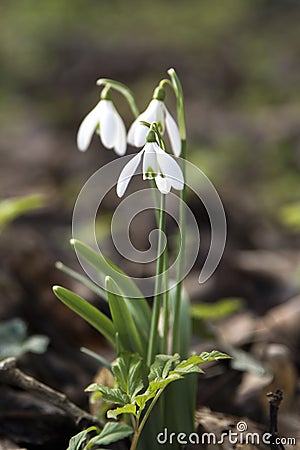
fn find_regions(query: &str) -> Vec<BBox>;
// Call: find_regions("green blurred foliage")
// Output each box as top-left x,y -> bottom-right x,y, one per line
0,194 -> 44,230
1,0 -> 300,241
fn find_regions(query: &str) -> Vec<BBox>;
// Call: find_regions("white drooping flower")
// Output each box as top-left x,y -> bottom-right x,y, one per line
116,141 -> 184,197
77,98 -> 126,155
127,89 -> 181,156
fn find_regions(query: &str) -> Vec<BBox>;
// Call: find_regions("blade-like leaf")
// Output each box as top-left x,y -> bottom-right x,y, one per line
85,384 -> 129,406
70,239 -> 151,335
55,261 -> 107,301
169,285 -> 191,357
52,286 -> 115,346
80,347 -> 112,370
107,404 -> 136,419
106,277 -> 144,355
112,352 -> 144,400
67,426 -> 97,450
87,422 -> 133,446
71,238 -> 141,298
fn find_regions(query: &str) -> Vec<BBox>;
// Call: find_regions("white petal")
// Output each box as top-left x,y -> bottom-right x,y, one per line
155,175 -> 171,194
127,99 -> 165,147
165,110 -> 181,156
76,102 -> 101,151
142,142 -> 159,178
127,119 -> 140,146
113,110 -> 127,155
132,120 -> 149,147
155,145 -> 184,191
116,150 -> 144,197
98,100 -> 117,149
142,99 -> 164,123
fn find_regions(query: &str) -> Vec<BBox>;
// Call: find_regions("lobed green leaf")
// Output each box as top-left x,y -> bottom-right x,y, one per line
107,403 -> 137,419
86,422 -> 133,447
85,384 -> 129,406
111,352 -> 144,400
67,426 -> 97,450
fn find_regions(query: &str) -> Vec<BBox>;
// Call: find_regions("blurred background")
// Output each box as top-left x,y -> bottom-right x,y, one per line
1,0 -> 300,448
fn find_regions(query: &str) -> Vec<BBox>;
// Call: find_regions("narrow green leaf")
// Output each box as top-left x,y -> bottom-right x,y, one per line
55,261 -> 107,301
169,285 -> 191,357
70,239 -> 141,298
80,347 -> 112,370
106,277 -> 144,355
107,404 -> 136,419
87,422 -> 133,446
112,352 -> 144,400
67,426 -> 97,450
85,384 -> 129,406
70,239 -> 151,336
52,286 -> 115,346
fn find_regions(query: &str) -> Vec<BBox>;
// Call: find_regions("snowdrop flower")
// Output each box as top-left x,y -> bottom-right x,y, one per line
127,87 -> 181,156
116,133 -> 184,197
77,90 -> 126,156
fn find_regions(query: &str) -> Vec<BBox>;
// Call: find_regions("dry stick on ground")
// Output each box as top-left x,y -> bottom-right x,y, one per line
267,389 -> 285,450
0,357 -> 100,427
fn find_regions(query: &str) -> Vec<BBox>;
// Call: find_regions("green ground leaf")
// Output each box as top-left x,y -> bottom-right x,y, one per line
177,351 -> 230,368
112,352 -> 144,400
148,354 -> 180,381
67,426 -> 97,450
52,286 -> 115,346
85,384 -> 129,406
86,422 -> 133,447
107,403 -> 137,419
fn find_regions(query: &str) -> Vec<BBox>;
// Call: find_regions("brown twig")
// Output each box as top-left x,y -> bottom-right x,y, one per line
0,357 -> 99,427
267,389 -> 285,450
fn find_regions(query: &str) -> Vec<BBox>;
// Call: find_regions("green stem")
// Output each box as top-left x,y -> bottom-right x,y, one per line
167,68 -> 187,354
130,388 -> 164,450
96,78 -> 139,118
147,193 -> 166,366
172,140 -> 186,353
